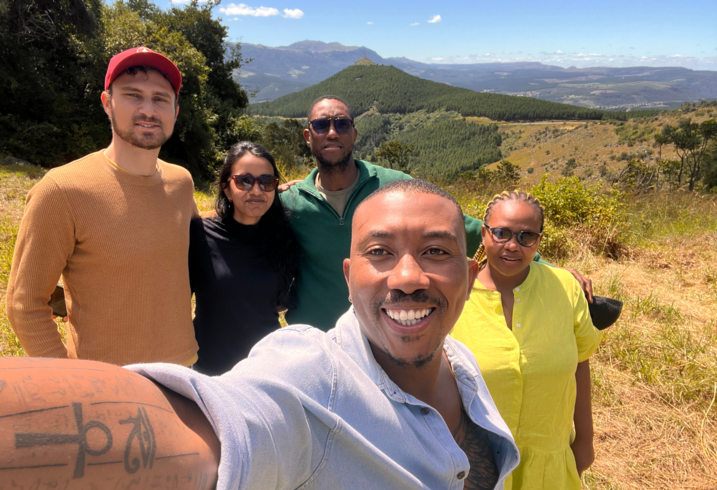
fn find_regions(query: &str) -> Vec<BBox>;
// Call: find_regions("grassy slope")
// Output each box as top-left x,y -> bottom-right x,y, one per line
1,161 -> 716,488
478,103 -> 717,185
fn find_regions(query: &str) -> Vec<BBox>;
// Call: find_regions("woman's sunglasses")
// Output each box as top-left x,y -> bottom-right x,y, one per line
309,117 -> 354,135
484,224 -> 542,247
230,173 -> 279,192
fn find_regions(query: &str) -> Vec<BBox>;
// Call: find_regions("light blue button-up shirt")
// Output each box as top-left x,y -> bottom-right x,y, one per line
131,308 -> 519,489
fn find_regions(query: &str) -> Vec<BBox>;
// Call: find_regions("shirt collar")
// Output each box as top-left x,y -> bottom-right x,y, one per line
296,159 -> 374,195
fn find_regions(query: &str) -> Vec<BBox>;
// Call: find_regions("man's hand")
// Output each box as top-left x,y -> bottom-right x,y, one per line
570,434 -> 595,476
561,267 -> 593,303
0,358 -> 219,488
278,180 -> 302,192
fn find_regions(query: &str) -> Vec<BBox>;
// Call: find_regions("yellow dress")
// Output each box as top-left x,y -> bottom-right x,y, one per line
451,263 -> 602,490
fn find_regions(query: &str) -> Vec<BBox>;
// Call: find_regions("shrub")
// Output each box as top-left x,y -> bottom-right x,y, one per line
531,175 -> 626,259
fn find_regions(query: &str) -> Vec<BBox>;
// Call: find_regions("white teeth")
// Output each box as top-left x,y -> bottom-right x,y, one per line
385,308 -> 434,326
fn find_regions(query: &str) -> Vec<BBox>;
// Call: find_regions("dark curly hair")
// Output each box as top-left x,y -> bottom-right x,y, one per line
214,141 -> 300,311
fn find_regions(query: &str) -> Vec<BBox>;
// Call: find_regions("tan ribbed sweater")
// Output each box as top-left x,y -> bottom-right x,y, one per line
6,151 -> 199,366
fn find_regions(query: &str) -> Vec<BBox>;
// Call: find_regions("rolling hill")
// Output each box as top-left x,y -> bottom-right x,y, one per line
250,65 -> 617,121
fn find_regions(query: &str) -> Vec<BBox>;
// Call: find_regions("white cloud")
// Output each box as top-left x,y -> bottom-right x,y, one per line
410,22 -> 420,26
556,50 -> 564,54
283,8 -> 303,18
427,14 -> 441,23
220,3 -> 279,16
367,21 -> 374,25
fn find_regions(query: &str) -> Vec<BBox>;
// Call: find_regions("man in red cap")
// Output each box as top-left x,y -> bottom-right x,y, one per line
6,47 -> 200,366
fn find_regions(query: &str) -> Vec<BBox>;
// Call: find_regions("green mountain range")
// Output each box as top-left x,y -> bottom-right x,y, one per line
251,65 -> 621,122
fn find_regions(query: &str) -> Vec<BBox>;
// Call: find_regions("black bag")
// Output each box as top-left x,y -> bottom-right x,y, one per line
588,295 -> 623,330
48,285 -> 67,318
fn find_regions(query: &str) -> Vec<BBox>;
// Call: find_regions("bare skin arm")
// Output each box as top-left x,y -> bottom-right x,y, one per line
0,358 -> 219,489
571,359 -> 595,475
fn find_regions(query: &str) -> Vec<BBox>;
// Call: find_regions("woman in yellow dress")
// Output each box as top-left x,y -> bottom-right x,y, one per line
451,191 -> 602,490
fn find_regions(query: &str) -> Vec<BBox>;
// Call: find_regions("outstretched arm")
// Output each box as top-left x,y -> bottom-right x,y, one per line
0,358 -> 219,488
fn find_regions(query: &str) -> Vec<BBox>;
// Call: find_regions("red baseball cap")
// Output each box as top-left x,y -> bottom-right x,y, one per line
104,47 -> 182,96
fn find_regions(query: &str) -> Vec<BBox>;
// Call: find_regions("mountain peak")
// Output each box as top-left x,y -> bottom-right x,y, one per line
282,40 -> 360,53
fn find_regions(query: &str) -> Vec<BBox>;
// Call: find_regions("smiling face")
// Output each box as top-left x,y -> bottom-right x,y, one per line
303,98 -> 357,174
222,154 -> 276,225
482,199 -> 543,281
102,69 -> 178,150
343,191 -> 477,368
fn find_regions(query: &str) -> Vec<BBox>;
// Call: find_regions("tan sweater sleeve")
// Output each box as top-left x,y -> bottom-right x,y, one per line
6,176 -> 76,358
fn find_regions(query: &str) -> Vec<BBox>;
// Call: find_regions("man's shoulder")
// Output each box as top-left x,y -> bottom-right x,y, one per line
43,151 -> 107,183
158,159 -> 193,182
356,160 -> 411,184
232,325 -> 345,397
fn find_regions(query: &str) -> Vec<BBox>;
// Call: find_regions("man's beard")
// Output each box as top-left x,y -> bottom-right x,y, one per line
370,290 -> 448,369
312,144 -> 354,176
110,106 -> 171,150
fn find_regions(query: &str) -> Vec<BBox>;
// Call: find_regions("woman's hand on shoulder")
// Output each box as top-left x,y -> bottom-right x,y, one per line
278,180 -> 302,192
559,267 -> 593,303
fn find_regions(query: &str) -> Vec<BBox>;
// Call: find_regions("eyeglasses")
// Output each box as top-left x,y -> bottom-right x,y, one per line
230,173 -> 279,192
484,224 -> 542,247
309,117 -> 354,135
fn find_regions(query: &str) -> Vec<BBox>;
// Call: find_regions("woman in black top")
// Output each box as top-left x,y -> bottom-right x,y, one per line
189,142 -> 299,375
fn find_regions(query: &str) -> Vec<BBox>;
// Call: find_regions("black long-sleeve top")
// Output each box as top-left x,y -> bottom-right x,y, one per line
189,217 -> 282,375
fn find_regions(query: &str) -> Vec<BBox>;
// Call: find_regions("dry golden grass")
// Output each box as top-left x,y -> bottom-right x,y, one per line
471,104 -> 717,186
578,237 -> 717,489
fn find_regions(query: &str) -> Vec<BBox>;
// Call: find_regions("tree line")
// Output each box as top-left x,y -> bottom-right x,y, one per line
0,0 -> 250,179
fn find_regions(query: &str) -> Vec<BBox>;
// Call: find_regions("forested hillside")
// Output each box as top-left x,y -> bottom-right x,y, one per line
352,111 -> 502,179
252,65 -> 643,121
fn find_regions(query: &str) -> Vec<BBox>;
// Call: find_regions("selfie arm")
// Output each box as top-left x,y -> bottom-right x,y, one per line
0,358 -> 219,488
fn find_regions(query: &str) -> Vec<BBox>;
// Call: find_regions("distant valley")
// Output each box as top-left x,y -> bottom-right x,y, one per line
236,41 -> 717,110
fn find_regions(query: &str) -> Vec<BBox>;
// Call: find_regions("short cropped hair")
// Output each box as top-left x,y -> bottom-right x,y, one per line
307,95 -> 354,123
356,179 -> 465,227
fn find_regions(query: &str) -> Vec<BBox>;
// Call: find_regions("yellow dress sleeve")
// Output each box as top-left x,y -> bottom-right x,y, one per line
571,278 -> 603,362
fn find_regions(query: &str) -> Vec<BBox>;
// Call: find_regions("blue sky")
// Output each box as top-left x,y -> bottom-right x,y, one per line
157,0 -> 716,70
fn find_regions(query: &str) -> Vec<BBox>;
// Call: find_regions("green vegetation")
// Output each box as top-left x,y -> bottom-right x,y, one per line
374,140 -> 415,173
0,0 -> 249,178
253,65 -> 625,122
355,114 -> 502,179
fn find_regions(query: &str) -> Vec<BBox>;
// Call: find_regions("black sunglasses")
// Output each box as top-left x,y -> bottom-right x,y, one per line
230,173 -> 279,192
309,117 -> 354,135
484,224 -> 542,247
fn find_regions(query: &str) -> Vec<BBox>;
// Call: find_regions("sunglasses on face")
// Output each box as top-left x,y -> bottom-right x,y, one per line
309,117 -> 354,135
484,224 -> 542,247
229,173 -> 279,192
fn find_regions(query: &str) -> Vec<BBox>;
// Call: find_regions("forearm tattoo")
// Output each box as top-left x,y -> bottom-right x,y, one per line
453,409 -> 499,490
0,361 -> 212,489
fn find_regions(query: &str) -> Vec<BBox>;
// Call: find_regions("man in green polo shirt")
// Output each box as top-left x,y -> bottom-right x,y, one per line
280,95 -> 592,331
